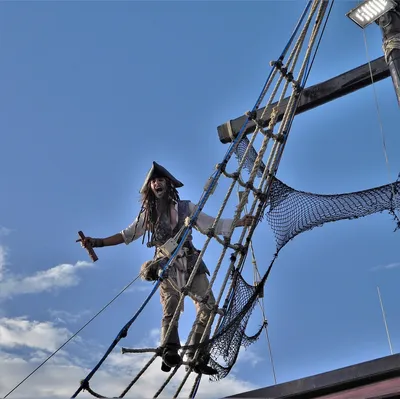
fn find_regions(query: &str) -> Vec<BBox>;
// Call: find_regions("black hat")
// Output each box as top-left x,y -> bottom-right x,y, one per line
140,161 -> 184,194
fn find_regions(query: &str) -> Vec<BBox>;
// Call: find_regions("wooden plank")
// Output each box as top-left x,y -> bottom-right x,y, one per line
217,56 -> 390,144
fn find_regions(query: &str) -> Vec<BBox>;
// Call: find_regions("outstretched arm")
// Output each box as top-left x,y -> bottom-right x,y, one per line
102,234 -> 125,246
77,212 -> 146,249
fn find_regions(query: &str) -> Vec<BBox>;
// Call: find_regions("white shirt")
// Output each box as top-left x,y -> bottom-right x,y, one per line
121,201 -> 234,244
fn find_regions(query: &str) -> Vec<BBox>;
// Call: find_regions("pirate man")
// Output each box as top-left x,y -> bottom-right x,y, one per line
78,162 -> 254,375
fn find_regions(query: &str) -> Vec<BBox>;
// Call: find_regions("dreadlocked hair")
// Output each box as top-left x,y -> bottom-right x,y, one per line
136,178 -> 180,246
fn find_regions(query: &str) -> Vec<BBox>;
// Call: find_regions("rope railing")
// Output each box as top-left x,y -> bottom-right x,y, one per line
176,12 -> 321,399
72,3 -> 329,399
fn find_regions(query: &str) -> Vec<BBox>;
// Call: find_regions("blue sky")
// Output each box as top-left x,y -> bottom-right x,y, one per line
1,1 -> 400,398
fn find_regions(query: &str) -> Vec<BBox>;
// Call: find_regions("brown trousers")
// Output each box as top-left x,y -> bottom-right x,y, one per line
159,272 -> 216,336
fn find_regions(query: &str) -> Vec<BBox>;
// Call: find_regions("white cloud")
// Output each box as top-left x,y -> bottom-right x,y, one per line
0,316 -> 259,399
237,347 -> 263,367
0,317 -> 71,352
0,260 -> 93,300
30,349 -> 70,365
0,235 -> 93,300
371,262 -> 400,272
48,309 -> 92,325
0,349 -> 257,399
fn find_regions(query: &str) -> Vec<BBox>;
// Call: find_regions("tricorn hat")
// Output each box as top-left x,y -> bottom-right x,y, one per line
140,161 -> 184,194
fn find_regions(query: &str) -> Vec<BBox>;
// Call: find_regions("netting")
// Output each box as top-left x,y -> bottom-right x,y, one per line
199,171 -> 400,384
266,178 -> 400,251
234,133 -> 400,252
190,270 -> 266,381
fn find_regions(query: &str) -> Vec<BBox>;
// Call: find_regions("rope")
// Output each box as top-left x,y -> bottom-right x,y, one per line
128,5 -> 324,395
271,0 -> 330,178
222,2 -> 333,389
84,20 -> 297,395
66,3 -> 330,398
189,374 -> 202,398
239,183 -> 278,385
362,23 -> 393,180
72,277 -> 162,398
254,265 -> 277,385
171,3 -> 330,397
165,2 -> 325,395
382,32 -> 400,63
303,0 -> 335,86
3,273 -> 141,399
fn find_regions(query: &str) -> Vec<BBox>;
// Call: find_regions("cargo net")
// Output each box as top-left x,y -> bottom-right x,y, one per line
266,177 -> 400,251
199,270 -> 266,381
234,138 -> 400,251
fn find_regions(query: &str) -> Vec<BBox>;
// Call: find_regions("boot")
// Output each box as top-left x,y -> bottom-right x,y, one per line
193,353 -> 218,376
185,332 -> 218,376
160,326 -> 181,372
